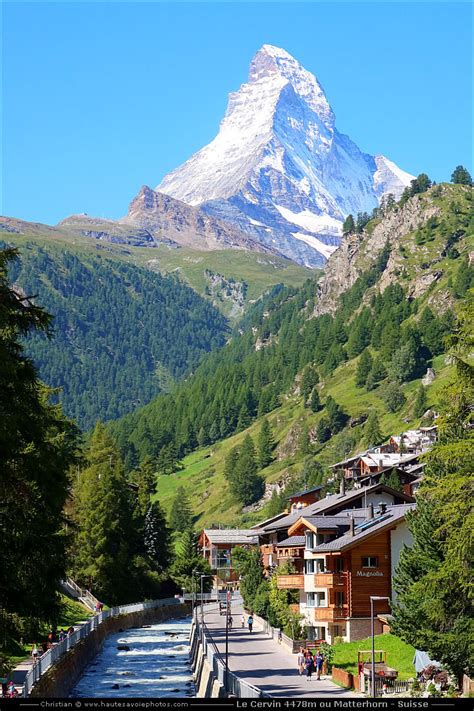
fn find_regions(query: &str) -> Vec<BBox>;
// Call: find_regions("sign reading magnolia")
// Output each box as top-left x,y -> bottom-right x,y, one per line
356,570 -> 384,577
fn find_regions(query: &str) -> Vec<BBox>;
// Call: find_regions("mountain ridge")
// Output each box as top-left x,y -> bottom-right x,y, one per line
157,44 -> 414,266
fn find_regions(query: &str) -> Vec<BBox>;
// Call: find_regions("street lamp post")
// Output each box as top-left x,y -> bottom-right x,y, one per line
200,574 -> 213,644
370,596 -> 390,698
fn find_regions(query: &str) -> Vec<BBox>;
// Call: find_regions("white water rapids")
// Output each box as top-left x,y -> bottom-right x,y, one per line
71,616 -> 195,697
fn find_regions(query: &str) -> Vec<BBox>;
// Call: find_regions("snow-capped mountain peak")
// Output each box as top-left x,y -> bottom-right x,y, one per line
157,46 -> 414,267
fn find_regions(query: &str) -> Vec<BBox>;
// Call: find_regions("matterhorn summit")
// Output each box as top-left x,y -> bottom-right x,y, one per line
157,45 -> 414,266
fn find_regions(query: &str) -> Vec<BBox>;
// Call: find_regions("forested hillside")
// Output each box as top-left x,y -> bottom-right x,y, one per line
109,183 -> 473,523
4,242 -> 229,428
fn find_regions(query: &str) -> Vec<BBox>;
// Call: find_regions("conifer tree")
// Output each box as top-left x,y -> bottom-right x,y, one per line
363,410 -> 382,447
325,396 -> 348,433
413,384 -> 428,418
73,423 -> 135,604
300,366 -> 318,405
169,486 -> 194,533
257,418 -> 274,469
169,529 -> 212,593
451,165 -> 472,185
224,445 -> 240,481
231,435 -> 264,505
392,299 -> 474,679
316,417 -> 331,443
355,349 -> 373,388
0,247 -> 79,622
342,214 -> 355,235
144,500 -> 172,572
309,387 -> 321,413
134,455 -> 157,517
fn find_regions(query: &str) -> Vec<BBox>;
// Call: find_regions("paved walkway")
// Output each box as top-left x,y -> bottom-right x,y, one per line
203,604 -> 359,698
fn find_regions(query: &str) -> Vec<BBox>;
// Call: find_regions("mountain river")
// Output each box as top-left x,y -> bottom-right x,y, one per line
71,616 -> 195,697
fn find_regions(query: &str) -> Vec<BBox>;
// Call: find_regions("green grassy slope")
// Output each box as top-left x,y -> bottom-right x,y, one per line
2,222 -> 313,319
153,352 -> 452,528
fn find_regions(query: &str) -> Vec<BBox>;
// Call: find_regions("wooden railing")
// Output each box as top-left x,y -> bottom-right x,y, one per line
314,572 -> 347,587
276,574 -> 305,589
313,606 -> 349,621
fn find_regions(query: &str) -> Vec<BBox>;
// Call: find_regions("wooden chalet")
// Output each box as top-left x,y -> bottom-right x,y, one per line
199,529 -> 258,585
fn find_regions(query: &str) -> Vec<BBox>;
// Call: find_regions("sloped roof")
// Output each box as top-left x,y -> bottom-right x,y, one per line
259,483 -> 414,534
287,485 -> 324,500
313,504 -> 415,552
276,536 -> 306,547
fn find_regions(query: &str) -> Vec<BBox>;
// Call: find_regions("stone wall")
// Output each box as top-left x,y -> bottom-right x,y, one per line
30,603 -> 192,698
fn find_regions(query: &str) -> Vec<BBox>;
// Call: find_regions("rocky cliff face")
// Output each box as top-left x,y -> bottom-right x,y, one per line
157,45 -> 413,266
314,185 -> 458,315
123,185 -> 279,254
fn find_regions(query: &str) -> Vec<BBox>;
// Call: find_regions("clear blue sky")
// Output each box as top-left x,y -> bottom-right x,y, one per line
2,1 -> 472,224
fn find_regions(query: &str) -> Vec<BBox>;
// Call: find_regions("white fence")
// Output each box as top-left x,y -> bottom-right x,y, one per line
22,597 -> 181,697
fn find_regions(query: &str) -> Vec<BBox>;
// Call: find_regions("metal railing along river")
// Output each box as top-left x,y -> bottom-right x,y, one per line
22,597 -> 181,697
198,616 -> 271,698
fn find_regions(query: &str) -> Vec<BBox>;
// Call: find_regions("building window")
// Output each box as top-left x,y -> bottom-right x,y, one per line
334,558 -> 344,573
305,532 -> 316,550
307,592 -> 326,608
361,556 -> 378,568
305,559 -> 325,574
335,591 -> 344,607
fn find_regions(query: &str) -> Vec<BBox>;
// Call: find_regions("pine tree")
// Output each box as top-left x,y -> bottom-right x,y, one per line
169,529 -> 212,593
169,486 -> 194,532
0,247 -> 79,622
342,214 -> 355,235
224,446 -> 239,481
366,357 -> 387,390
379,469 -> 402,491
451,165 -> 472,185
73,423 -> 135,604
257,418 -> 274,469
231,435 -> 264,505
355,349 -> 373,388
325,396 -> 348,433
134,455 -> 157,517
413,384 -> 428,418
392,300 -> 474,679
316,417 -> 331,443
309,387 -> 321,413
300,366 -> 318,404
363,410 -> 382,447
144,500 -> 172,572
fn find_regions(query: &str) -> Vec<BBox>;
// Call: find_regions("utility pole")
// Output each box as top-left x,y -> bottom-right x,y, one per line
225,587 -> 231,693
370,596 -> 390,697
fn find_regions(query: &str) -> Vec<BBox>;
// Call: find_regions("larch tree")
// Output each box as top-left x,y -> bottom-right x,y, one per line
169,487 -> 194,533
363,409 -> 383,447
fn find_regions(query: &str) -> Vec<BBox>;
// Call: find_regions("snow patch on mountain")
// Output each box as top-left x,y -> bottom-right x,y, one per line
157,45 -> 414,266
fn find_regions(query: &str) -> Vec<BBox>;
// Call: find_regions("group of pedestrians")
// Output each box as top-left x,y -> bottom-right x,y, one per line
1,680 -> 19,698
297,647 -> 325,681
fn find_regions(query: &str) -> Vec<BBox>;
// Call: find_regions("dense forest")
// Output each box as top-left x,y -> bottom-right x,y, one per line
4,243 -> 229,428
110,184 -> 473,476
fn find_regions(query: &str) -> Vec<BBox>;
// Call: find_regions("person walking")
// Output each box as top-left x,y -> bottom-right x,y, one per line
297,647 -> 305,675
240,614 -> 245,629
247,614 -> 253,633
228,615 -> 233,630
315,650 -> 324,680
304,652 -> 315,681
31,643 -> 39,664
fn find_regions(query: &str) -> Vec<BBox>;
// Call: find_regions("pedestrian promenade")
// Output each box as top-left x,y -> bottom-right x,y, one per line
203,604 -> 359,698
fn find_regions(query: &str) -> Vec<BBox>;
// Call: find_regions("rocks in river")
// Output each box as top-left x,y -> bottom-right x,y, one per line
142,625 -> 151,628
123,684 -> 131,688
111,684 -> 120,689
117,645 -> 131,651
119,671 -> 135,677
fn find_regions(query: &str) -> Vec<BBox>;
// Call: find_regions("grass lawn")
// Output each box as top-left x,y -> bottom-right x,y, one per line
1,595 -> 92,671
332,633 -> 416,680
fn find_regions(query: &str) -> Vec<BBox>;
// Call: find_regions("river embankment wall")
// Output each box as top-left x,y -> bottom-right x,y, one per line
30,602 -> 192,697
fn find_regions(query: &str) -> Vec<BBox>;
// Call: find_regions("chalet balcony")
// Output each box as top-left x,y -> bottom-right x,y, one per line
276,574 -> 305,589
314,572 -> 347,587
313,606 -> 349,621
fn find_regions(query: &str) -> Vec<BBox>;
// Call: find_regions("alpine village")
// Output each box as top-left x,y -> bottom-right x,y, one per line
1,41 -> 473,704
